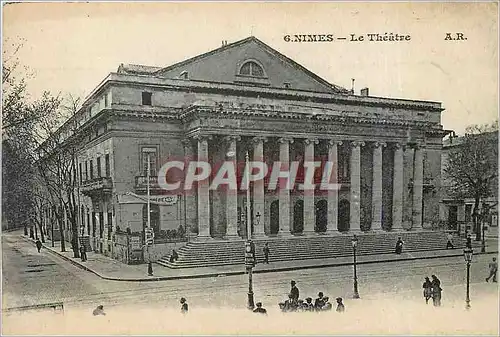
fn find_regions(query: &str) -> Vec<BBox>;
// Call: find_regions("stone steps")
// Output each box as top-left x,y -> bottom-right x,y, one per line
157,231 -> 476,269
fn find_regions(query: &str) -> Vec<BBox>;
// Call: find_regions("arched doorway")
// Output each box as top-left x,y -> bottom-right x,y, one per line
316,200 -> 327,233
143,204 -> 160,235
293,200 -> 304,234
270,200 -> 279,234
338,199 -> 350,232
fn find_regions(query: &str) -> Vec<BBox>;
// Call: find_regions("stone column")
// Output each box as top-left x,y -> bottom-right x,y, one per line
224,135 -> 241,239
392,143 -> 404,230
350,141 -> 364,231
371,141 -> 386,231
326,140 -> 342,233
412,143 -> 425,229
278,137 -> 293,236
252,136 -> 267,237
182,139 -> 197,237
194,135 -> 212,239
303,138 -> 319,234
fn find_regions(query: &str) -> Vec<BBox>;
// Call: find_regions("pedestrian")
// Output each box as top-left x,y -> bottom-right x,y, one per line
422,277 -> 433,304
446,233 -> 455,249
314,292 -> 325,311
304,297 -> 314,311
80,244 -> 87,262
431,275 -> 442,307
395,237 -> 404,254
170,249 -> 179,263
283,294 -> 297,312
253,302 -> 267,315
263,243 -> 270,264
335,297 -> 345,313
180,297 -> 188,314
92,305 -> 106,316
322,297 -> 332,311
35,239 -> 42,253
290,280 -> 299,302
486,257 -> 498,283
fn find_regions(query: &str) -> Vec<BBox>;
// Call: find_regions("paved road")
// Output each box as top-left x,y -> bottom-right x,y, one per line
3,234 -> 498,311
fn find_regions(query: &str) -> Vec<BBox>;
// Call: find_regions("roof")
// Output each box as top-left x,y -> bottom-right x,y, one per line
117,63 -> 163,75
152,36 -> 349,94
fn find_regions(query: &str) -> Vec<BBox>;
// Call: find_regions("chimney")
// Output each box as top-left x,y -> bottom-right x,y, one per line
360,87 -> 369,96
221,40 -> 228,47
350,78 -> 355,94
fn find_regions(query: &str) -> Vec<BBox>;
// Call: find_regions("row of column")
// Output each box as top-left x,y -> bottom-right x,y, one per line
189,135 -> 425,239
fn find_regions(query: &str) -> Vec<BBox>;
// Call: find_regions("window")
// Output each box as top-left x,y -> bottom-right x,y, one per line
95,127 -> 99,138
284,82 -> 291,89
239,61 -> 265,77
87,211 -> 90,238
105,154 -> 110,177
96,157 -> 102,178
85,161 -> 89,181
99,212 -> 104,239
81,206 -> 85,235
179,71 -> 189,79
90,160 -> 94,179
107,212 -> 113,240
79,163 -> 83,183
92,212 -> 96,237
104,93 -> 108,107
465,204 -> 472,223
141,147 -> 157,176
142,92 -> 152,106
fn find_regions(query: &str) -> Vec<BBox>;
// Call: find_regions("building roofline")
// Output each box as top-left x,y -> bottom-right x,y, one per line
154,36 -> 349,94
106,72 -> 444,111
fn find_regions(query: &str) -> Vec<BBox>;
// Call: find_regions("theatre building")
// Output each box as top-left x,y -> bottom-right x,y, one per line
49,36 -> 454,267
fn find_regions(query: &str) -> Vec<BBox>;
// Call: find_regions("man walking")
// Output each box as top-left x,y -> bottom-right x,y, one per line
263,243 -> 270,264
446,233 -> 455,249
80,244 -> 87,262
35,239 -> 42,253
290,280 -> 299,303
486,257 -> 497,283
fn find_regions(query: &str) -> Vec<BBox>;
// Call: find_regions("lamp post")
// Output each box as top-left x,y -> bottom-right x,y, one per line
245,151 -> 255,310
352,235 -> 360,299
146,152 -> 153,276
463,246 -> 473,310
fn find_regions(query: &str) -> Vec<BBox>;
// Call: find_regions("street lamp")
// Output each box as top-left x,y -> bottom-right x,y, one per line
245,151 -> 255,310
351,235 -> 360,299
463,246 -> 473,310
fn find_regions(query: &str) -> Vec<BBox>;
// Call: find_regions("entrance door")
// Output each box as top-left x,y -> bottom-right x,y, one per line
316,200 -> 327,233
270,200 -> 279,234
293,200 -> 304,234
338,199 -> 350,232
143,204 -> 160,235
448,206 -> 458,230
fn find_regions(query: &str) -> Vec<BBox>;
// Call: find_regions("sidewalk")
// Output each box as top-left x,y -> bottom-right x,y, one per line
19,234 -> 498,282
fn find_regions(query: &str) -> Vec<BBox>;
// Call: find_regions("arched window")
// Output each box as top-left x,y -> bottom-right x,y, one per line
239,61 -> 265,77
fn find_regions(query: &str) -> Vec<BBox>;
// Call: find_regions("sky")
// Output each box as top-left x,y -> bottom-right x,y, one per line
3,2 -> 498,135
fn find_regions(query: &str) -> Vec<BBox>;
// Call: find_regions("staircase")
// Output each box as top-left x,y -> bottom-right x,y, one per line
157,231 -> 479,269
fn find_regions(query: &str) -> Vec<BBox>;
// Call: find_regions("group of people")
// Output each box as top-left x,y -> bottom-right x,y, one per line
422,275 -> 443,306
278,280 -> 345,313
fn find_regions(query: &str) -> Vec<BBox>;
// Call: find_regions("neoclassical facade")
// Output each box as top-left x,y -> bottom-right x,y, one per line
46,37 -> 446,259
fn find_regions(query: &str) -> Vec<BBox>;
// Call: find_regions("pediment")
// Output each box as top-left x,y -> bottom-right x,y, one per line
155,37 -> 348,94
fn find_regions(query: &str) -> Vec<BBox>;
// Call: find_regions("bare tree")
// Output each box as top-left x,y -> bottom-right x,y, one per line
444,121 -> 498,240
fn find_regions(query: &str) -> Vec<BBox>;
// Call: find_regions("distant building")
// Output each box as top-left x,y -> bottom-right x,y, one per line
440,131 -> 498,235
40,37 -> 448,263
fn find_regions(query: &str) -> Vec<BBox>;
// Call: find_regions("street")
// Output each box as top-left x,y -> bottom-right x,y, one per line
2,234 -> 499,335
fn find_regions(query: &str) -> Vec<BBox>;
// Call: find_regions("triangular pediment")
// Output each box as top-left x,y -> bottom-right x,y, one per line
155,37 -> 348,94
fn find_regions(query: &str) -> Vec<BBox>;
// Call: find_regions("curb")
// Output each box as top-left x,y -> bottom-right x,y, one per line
20,235 -> 499,282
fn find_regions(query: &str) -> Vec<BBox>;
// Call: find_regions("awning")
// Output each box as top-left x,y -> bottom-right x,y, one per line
118,192 -> 178,206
